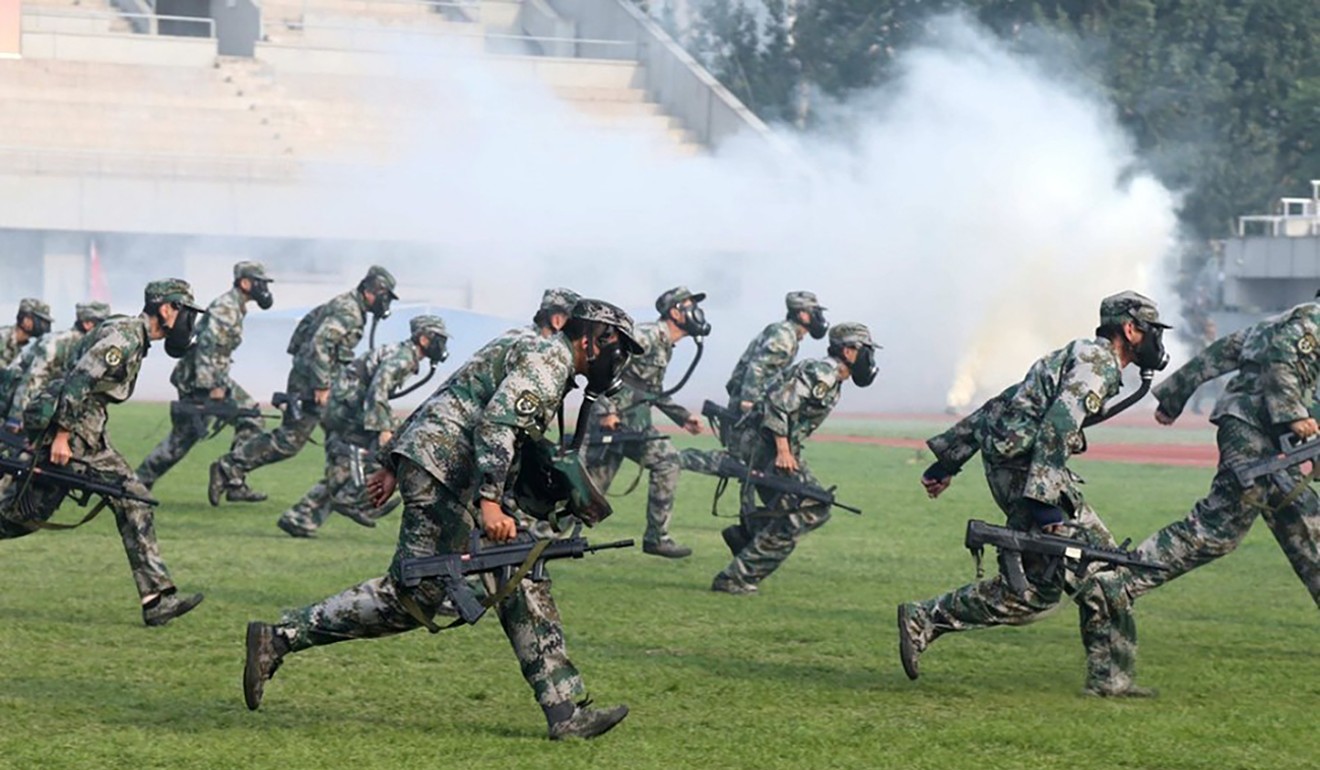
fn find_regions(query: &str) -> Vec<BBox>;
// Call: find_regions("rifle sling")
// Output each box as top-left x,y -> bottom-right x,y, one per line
399,538 -> 552,633
31,496 -> 110,531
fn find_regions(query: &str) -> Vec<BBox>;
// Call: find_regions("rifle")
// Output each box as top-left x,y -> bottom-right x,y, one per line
714,454 -> 862,515
0,453 -> 158,508
272,391 -> 320,423
964,519 -> 1167,597
567,429 -> 668,448
397,524 -> 634,626
1230,432 -> 1320,497
0,428 -> 27,454
170,398 -> 274,438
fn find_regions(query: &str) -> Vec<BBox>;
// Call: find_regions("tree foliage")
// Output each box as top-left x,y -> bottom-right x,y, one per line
687,0 -> 1320,242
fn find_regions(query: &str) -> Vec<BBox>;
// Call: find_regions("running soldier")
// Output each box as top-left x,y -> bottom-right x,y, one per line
137,261 -> 275,495
589,286 -> 710,558
710,322 -> 878,595
241,299 -> 641,740
0,280 -> 206,626
0,298 -> 53,367
277,314 -> 449,538
897,291 -> 1171,697
209,265 -> 396,505
2,301 -> 111,429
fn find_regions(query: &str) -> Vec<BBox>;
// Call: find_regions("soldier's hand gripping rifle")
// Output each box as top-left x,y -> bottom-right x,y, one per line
713,454 -> 862,516
1230,432 -> 1320,499
397,524 -> 634,627
0,452 -> 157,530
963,519 -> 1167,597
170,398 -> 277,439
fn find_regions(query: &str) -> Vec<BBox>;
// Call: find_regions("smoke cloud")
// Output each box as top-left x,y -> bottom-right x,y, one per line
18,13 -> 1182,412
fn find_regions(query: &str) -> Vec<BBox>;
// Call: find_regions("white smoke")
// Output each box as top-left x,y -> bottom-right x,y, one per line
44,13 -> 1183,411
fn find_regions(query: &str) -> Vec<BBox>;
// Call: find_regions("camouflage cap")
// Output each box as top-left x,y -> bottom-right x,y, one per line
409,313 -> 448,339
540,287 -> 582,314
75,301 -> 112,323
361,264 -> 399,299
144,278 -> 206,312
18,298 -> 52,322
1099,290 -> 1171,329
828,322 -> 879,349
654,286 -> 707,314
786,291 -> 824,312
570,298 -> 645,355
233,260 -> 273,282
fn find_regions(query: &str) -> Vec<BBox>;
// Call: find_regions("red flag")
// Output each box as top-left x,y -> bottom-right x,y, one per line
89,239 -> 111,303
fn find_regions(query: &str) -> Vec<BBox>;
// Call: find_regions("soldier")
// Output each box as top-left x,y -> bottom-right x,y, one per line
1,301 -> 111,429
0,298 -> 54,367
136,261 -> 275,495
710,322 -> 878,595
1098,300 -> 1320,610
209,265 -> 397,506
897,291 -> 1171,697
241,299 -> 641,741
527,287 -> 580,338
680,290 -> 826,474
589,286 -> 711,558
277,314 -> 450,538
0,280 -> 206,626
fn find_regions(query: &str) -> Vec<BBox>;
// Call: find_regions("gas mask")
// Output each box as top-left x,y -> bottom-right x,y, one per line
851,345 -> 878,387
805,308 -> 829,340
1131,322 -> 1169,372
23,313 -> 51,338
248,279 -> 274,311
673,302 -> 711,338
163,304 -> 199,359
422,335 -> 449,364
583,324 -> 631,398
368,290 -> 394,320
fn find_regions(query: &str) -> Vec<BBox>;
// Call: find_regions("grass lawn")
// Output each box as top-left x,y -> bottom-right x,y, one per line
0,403 -> 1314,769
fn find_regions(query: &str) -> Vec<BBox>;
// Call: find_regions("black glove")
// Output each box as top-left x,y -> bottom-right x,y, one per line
1024,499 -> 1065,528
921,461 -> 957,483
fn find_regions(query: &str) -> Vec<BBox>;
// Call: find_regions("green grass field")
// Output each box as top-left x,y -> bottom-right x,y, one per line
0,404 -> 1314,769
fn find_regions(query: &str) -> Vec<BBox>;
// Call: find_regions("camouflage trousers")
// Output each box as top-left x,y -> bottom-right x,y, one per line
588,431 -> 680,546
274,459 -> 588,711
218,396 -> 320,482
678,447 -> 726,476
279,432 -> 388,534
716,454 -> 832,586
136,385 -> 263,487
908,463 -> 1138,692
1119,417 -> 1320,607
0,432 -> 175,600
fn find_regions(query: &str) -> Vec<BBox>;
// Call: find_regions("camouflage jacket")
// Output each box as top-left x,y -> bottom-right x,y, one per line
601,321 -> 690,430
4,328 -> 86,422
324,340 -> 422,436
389,332 -> 574,503
289,290 -> 368,393
46,316 -> 150,444
0,325 -> 25,368
741,356 -> 844,456
927,337 -> 1124,507
1154,303 -> 1320,430
725,320 -> 800,404
171,287 -> 247,394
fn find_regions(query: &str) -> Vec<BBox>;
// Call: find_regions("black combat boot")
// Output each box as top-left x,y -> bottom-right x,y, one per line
243,621 -> 290,710
544,698 -> 629,740
143,590 -> 204,627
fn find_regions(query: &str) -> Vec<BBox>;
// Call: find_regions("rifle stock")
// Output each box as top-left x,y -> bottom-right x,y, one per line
398,525 -> 634,625
0,453 -> 157,507
1230,432 -> 1320,494
272,391 -> 320,423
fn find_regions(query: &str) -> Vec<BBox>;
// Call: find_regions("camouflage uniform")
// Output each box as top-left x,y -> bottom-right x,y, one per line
213,266 -> 395,495
712,323 -> 874,591
262,324 -> 610,718
278,316 -> 447,537
590,319 -> 692,550
1110,303 -> 1320,606
901,293 -> 1168,694
137,263 -> 272,489
0,298 -> 54,367
0,281 -> 204,623
1,302 -> 110,426
681,290 -> 819,474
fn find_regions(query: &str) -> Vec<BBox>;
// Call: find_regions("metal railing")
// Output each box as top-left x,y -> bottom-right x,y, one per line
23,6 -> 215,38
1237,214 -> 1320,237
0,145 -> 299,182
263,17 -> 638,57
